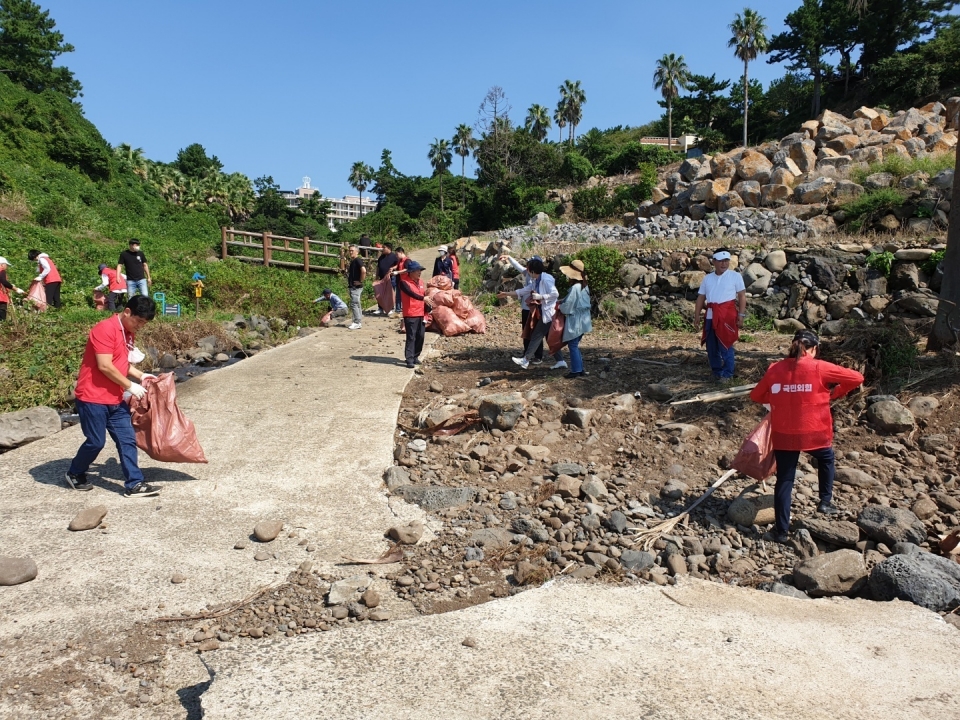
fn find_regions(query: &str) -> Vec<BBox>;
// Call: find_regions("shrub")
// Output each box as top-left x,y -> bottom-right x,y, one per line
743,312 -> 774,331
660,311 -> 692,331
922,249 -> 945,275
565,245 -> 625,299
32,194 -> 80,228
561,151 -> 595,184
866,250 -> 896,277
842,188 -> 905,231
572,185 -> 610,221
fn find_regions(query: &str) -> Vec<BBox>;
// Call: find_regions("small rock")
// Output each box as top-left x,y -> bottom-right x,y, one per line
727,488 -> 775,526
327,575 -> 372,605
660,480 -> 688,501
757,582 -> 809,600
562,407 -> 594,429
407,439 -> 427,453
170,573 -> 186,584
368,610 -> 391,621
234,540 -> 248,550
68,505 -> 108,532
556,474 -> 582,498
387,521 -> 424,545
0,556 -> 38,586
462,637 -> 477,648
619,550 -> 654,572
197,639 -> 220,652
907,396 -> 940,419
253,521 -> 283,542
429,381 -> 444,393
253,552 -> 269,561
361,588 -> 380,608
581,479 -> 608,501
647,384 -> 673,402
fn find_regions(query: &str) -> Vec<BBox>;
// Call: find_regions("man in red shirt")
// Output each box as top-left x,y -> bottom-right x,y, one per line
749,330 -> 864,543
65,296 -> 161,497
396,260 -> 432,368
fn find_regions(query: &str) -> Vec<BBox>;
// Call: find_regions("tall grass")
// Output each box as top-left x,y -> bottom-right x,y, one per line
851,151 -> 955,185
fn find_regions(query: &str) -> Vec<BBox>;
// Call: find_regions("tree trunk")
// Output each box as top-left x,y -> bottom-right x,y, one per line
461,156 -> 466,208
928,146 -> 960,350
812,47 -> 822,117
743,60 -> 749,149
439,175 -> 444,212
668,100 -> 673,152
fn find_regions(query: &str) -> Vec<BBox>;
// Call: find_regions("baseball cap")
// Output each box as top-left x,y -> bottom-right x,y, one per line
793,329 -> 820,346
322,288 -> 332,295
712,250 -> 731,261
98,263 -> 107,271
0,257 -> 11,266
129,238 -> 141,246
438,245 -> 448,253
405,260 -> 424,272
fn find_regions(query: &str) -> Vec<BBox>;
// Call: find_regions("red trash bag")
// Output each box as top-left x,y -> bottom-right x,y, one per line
463,308 -> 487,334
429,290 -> 456,308
731,414 -> 776,481
451,294 -> 473,318
427,275 -> 453,291
128,374 -> 208,463
26,281 -> 47,312
430,305 -> 471,336
373,275 -> 395,313
546,306 -> 566,354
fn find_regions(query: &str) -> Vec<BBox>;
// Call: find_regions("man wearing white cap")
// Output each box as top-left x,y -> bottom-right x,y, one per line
433,245 -> 454,281
0,257 -> 26,321
693,249 -> 746,380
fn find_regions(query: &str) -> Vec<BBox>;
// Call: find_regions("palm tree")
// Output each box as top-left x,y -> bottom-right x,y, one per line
554,100 -> 567,144
114,143 -> 148,180
427,138 -> 453,211
348,161 -> 374,217
452,124 -> 477,208
729,8 -> 769,149
524,104 -> 552,142
652,53 -> 691,152
559,80 -> 586,145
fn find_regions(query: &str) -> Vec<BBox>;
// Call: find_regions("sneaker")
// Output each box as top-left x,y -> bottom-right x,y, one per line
347,323 -> 361,330
405,362 -> 416,369
550,360 -> 568,370
817,503 -> 839,516
387,311 -> 397,318
124,483 -> 161,498
564,371 -> 585,379
371,308 -> 382,315
512,356 -> 530,370
64,472 -> 93,492
531,358 -> 544,365
771,531 -> 789,544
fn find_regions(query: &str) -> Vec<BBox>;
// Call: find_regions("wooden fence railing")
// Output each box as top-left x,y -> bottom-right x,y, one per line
220,227 -> 346,274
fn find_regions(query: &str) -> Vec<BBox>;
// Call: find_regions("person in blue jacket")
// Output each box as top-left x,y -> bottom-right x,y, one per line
556,259 -> 592,378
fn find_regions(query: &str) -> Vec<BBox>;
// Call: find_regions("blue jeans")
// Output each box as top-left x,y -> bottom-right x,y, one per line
127,278 -> 148,298
773,447 -> 835,535
392,276 -> 401,312
69,399 -> 144,490
705,318 -> 735,378
567,335 -> 584,373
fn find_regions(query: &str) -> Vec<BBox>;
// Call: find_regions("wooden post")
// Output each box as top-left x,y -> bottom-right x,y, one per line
303,237 -> 310,273
263,231 -> 271,267
221,227 -> 228,260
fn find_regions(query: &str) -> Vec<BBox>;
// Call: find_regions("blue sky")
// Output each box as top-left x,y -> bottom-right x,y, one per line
42,0 -> 806,197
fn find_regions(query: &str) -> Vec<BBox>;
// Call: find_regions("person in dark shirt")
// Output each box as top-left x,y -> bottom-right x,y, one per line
374,243 -> 399,316
358,233 -> 373,258
433,245 -> 453,281
393,246 -> 407,314
117,239 -> 152,298
346,244 -> 366,330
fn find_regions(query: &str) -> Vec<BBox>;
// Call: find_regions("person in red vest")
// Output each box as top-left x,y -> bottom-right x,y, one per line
749,330 -> 864,544
449,247 -> 460,290
28,249 -> 63,308
396,260 -> 433,368
693,249 -> 746,381
94,263 -> 127,311
0,256 -> 26,321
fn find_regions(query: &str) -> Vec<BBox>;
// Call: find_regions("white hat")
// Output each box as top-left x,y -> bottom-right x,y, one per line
438,245 -> 448,253
712,250 -> 731,261
0,257 -> 10,266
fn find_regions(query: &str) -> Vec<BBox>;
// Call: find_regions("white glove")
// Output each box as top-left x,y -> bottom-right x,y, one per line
34,276 -> 43,283
126,382 -> 146,399
763,404 -> 771,411
15,288 -> 24,295
531,292 -> 543,301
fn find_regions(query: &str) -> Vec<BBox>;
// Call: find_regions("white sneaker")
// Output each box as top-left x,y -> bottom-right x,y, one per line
512,356 -> 529,370
348,323 -> 361,330
551,360 -> 568,370
387,311 -> 397,318
371,309 -> 382,315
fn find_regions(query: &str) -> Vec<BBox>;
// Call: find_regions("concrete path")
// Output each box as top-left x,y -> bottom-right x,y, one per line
202,579 -> 960,719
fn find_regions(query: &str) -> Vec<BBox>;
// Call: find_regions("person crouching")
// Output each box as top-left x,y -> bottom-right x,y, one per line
396,260 -> 432,368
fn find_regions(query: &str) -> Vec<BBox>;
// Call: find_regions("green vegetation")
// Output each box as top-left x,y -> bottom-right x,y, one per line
851,153 -> 956,186
923,250 -> 946,275
866,250 -> 896,277
743,311 -> 774,331
842,190 -> 906,232
570,246 -> 625,299
874,326 -> 920,378
660,311 -> 693,332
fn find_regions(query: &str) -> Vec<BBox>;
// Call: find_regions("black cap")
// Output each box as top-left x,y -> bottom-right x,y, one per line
793,329 -> 820,346
322,288 -> 331,294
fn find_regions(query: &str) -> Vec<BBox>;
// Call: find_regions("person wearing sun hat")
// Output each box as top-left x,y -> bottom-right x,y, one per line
0,256 -> 26,321
556,259 -> 593,378
693,248 -> 746,380
749,329 -> 864,543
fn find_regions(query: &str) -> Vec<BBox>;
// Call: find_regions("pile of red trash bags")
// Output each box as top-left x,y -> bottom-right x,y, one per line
423,275 -> 486,336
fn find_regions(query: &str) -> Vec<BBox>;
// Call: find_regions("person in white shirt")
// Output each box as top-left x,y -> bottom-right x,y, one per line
497,258 -> 565,371
692,249 -> 746,380
499,253 -> 545,363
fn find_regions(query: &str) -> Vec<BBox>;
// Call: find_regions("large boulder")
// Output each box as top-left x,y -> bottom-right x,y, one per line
726,487 -> 775,526
478,393 -> 526,431
736,150 -> 773,184
742,263 -> 772,294
866,400 -> 915,434
607,295 -> 647,325
717,192 -> 744,212
795,177 -> 836,204
857,506 -> 927,546
0,406 -> 62,450
869,553 -> 960,612
761,184 -> 792,207
793,549 -> 868,597
796,518 -> 861,547
805,256 -> 845,294
789,140 -> 818,173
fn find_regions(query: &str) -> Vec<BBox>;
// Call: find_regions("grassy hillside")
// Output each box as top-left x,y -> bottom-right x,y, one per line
0,73 -> 352,413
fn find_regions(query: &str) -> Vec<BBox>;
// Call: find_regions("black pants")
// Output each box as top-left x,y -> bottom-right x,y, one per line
453,279 -> 460,290
0,302 -> 6,321
403,317 -> 425,367
773,447 -> 835,535
521,308 -> 543,360
44,282 -> 62,308
106,292 -> 125,311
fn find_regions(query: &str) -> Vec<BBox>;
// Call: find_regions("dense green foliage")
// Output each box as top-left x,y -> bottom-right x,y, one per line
0,0 -> 81,98
866,250 -> 897,277
843,190 -> 906,232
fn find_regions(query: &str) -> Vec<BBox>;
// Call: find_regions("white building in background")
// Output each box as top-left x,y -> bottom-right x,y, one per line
640,135 -> 701,155
280,177 -> 376,230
